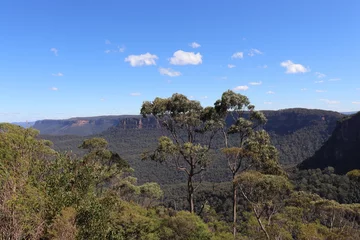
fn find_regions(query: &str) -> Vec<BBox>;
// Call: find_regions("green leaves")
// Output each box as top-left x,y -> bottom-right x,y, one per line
214,90 -> 250,116
79,137 -> 108,151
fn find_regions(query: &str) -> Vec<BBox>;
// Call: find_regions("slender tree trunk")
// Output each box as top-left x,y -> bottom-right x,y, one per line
233,175 -> 237,238
253,208 -> 270,240
187,172 -> 195,213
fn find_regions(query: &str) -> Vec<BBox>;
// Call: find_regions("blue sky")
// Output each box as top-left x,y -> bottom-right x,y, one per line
0,0 -> 359,122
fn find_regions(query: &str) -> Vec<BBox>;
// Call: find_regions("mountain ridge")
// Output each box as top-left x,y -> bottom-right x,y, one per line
299,111 -> 360,174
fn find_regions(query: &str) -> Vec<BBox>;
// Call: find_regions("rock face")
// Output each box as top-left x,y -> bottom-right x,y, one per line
299,112 -> 360,174
33,108 -> 343,137
33,115 -> 159,136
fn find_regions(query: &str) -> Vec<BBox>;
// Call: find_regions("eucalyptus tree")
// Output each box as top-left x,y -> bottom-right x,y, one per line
141,93 -> 219,213
214,90 -> 283,237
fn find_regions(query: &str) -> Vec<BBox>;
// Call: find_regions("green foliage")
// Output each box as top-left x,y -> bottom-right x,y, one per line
2,93 -> 360,239
292,167 -> 360,203
160,211 -> 212,240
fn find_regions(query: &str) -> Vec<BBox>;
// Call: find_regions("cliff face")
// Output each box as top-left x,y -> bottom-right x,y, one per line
33,116 -> 159,136
33,108 -> 343,137
299,112 -> 360,174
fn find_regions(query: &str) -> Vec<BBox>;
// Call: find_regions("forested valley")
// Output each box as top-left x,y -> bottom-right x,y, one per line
2,91 -> 360,240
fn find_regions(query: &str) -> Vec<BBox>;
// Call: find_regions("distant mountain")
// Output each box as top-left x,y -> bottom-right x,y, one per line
299,112 -> 360,174
33,115 -> 158,136
12,121 -> 35,128
341,111 -> 358,115
40,108 -> 344,184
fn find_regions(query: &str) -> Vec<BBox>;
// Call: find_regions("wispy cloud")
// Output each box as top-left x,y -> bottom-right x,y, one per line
320,99 -> 340,104
51,87 -> 58,91
100,98 -> 105,101
125,53 -> 158,67
248,48 -> 262,57
301,88 -> 308,91
169,50 -> 202,65
352,102 -> 360,105
233,85 -> 249,91
228,64 -> 236,69
105,46 -> 125,54
280,60 -> 309,74
315,72 -> 326,78
52,72 -> 63,77
264,101 -> 272,105
258,65 -> 268,69
316,90 -> 327,93
329,78 -> 341,81
249,81 -> 262,86
130,92 -> 141,96
314,80 -> 324,84
117,46 -> 125,53
159,67 -> 181,77
231,52 -> 244,59
105,39 -> 111,45
50,48 -> 58,56
189,42 -> 201,48
266,91 -> 275,94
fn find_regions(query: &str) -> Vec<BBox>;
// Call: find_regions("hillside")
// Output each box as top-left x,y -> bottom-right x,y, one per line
41,108 -> 344,184
33,115 -> 158,136
299,112 -> 360,174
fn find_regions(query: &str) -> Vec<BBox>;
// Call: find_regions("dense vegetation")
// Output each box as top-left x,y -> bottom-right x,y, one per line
41,108 -> 343,185
299,112 -> 360,174
2,91 -> 359,239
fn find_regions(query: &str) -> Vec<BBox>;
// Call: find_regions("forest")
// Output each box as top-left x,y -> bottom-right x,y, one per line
1,90 -> 360,240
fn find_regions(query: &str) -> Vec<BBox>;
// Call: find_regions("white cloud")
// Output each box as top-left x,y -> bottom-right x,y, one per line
228,64 -> 236,69
233,85 -> 249,91
231,52 -> 244,59
100,98 -> 105,101
315,72 -> 326,78
314,80 -> 324,84
169,50 -> 202,65
249,81 -> 262,86
159,67 -> 181,77
50,48 -> 58,56
52,72 -> 63,77
320,99 -> 340,104
280,60 -> 309,74
248,48 -> 262,57
352,102 -> 360,105
189,42 -> 201,48
105,39 -> 111,45
125,53 -> 158,67
316,90 -> 327,93
258,65 -> 268,69
329,78 -> 341,81
117,46 -> 125,53
130,92 -> 141,96
105,46 -> 125,54
201,96 -> 208,99
266,91 -> 275,94
51,87 -> 58,91
301,88 -> 308,91
264,101 -> 272,105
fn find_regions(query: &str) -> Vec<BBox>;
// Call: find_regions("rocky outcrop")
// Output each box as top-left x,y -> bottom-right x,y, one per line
298,112 -> 360,174
33,115 -> 160,136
